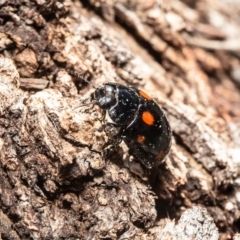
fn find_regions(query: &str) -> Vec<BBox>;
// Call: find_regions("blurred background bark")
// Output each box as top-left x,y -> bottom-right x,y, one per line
0,0 -> 240,239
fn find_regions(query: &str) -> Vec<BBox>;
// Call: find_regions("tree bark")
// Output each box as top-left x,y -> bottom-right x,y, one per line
0,0 -> 240,239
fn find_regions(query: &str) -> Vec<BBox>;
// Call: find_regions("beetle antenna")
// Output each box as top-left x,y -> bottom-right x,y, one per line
62,68 -> 96,89
61,68 -> 97,108
72,99 -> 96,110
77,74 -> 96,89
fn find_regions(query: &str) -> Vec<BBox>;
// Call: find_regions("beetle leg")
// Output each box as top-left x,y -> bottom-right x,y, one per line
97,121 -> 120,133
99,109 -> 106,121
102,126 -> 124,156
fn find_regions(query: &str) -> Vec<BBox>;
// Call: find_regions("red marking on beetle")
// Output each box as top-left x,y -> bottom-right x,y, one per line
155,150 -> 165,160
137,135 -> 145,144
139,90 -> 151,100
142,111 -> 154,125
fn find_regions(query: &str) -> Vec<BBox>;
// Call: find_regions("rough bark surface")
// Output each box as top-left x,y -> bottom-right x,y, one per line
0,0 -> 240,239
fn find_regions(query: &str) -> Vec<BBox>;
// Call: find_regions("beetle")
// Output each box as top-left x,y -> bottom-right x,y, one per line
91,82 -> 172,169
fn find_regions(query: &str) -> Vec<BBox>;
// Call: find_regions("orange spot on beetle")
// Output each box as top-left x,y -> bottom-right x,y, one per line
142,111 -> 154,125
155,150 -> 165,160
139,90 -> 151,100
137,135 -> 145,144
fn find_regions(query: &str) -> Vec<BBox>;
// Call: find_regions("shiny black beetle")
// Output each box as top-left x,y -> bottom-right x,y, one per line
91,82 -> 172,169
